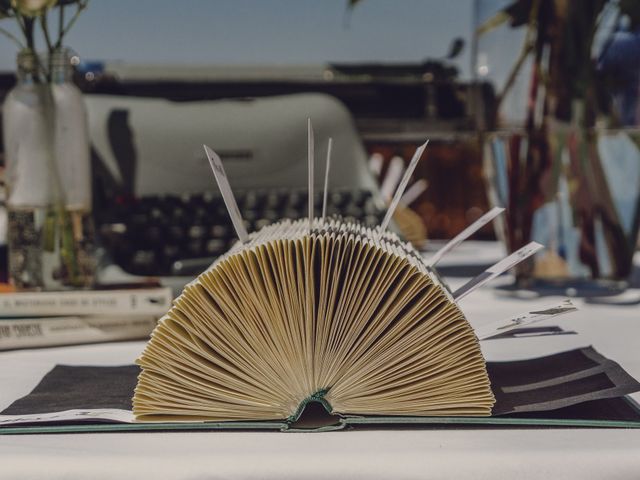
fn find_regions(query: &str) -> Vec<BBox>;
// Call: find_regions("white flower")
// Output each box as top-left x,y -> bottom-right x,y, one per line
11,0 -> 57,17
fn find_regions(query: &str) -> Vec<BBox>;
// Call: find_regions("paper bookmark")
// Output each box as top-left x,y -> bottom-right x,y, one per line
368,152 -> 383,177
380,156 -> 405,200
308,118 -> 314,231
428,207 -> 505,266
452,241 -> 544,301
379,141 -> 429,232
475,299 -> 577,340
0,409 -> 136,426
400,179 -> 428,207
203,145 -> 249,243
322,137 -> 333,220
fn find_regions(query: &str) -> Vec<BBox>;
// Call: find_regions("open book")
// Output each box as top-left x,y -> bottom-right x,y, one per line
130,129 -> 550,424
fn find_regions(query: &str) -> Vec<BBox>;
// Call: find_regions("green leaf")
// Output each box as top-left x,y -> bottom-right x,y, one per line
476,0 -> 534,35
446,37 -> 465,59
476,10 -> 511,35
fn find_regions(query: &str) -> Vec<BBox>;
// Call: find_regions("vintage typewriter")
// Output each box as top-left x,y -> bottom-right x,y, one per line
87,93 -> 384,277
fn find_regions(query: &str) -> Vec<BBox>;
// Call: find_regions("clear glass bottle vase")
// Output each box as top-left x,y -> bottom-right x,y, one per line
2,49 -> 95,290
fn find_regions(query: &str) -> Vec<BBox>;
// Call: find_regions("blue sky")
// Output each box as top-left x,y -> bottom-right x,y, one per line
0,0 -> 474,76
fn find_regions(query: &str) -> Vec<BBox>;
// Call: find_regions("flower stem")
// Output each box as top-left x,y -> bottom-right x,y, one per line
24,18 -> 34,50
0,26 -> 25,48
58,3 -> 65,40
495,0 -> 541,112
13,9 -> 31,46
40,13 -> 53,53
55,0 -> 89,49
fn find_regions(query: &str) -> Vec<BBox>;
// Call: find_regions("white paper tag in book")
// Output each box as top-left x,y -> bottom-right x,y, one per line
452,241 -> 544,301
308,118 -> 315,230
322,137 -> 333,220
475,299 -> 577,340
400,178 -> 428,207
0,409 -> 136,426
203,145 -> 249,243
428,207 -> 505,266
381,156 -> 405,200
380,140 -> 429,232
368,152 -> 384,177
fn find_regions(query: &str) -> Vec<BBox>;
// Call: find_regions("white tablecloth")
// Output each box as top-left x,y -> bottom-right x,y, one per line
1,271 -> 640,479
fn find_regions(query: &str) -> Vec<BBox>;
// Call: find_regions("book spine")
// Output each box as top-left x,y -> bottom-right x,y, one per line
0,316 -> 158,350
0,288 -> 173,317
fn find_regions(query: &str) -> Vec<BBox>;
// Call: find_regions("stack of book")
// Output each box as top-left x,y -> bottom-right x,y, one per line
0,287 -> 173,350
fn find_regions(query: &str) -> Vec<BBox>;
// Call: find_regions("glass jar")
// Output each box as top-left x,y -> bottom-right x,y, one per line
2,49 -> 95,290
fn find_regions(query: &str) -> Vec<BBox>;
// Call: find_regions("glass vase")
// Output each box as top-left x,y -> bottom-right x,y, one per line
2,49 -> 95,290
475,1 -> 640,289
484,126 -> 640,286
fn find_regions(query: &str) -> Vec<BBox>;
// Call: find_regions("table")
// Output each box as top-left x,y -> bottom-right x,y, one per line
1,266 -> 640,479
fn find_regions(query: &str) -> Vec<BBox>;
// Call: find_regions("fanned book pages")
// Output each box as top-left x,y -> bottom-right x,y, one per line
132,137 -> 542,424
133,219 -> 494,420
133,219 -> 495,421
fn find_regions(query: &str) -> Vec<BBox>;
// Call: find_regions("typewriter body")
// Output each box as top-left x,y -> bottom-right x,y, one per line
87,93 -> 384,277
